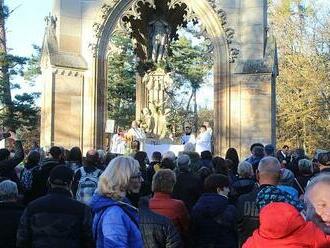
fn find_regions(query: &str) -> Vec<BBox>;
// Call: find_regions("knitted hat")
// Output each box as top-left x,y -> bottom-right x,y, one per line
49,165 -> 74,186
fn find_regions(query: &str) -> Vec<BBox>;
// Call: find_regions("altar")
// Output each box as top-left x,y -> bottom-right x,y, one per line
142,141 -> 184,160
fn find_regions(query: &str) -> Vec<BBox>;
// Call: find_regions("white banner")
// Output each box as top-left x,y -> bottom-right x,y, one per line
105,120 -> 115,133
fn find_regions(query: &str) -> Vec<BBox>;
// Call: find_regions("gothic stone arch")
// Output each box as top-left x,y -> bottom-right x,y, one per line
40,0 -> 277,157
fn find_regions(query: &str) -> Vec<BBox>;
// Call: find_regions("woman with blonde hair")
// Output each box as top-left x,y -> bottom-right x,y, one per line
89,156 -> 143,248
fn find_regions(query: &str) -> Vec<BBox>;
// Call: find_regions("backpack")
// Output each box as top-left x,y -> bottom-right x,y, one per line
76,167 -> 101,204
20,166 -> 40,192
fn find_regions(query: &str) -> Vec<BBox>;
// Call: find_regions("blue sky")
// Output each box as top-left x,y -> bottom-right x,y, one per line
7,0 -> 52,100
7,0 -> 52,56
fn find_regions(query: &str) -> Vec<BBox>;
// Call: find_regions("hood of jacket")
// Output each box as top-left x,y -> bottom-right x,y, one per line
42,158 -> 60,169
259,202 -> 305,239
246,156 -> 263,166
257,185 -> 304,211
89,192 -> 137,215
193,193 -> 228,218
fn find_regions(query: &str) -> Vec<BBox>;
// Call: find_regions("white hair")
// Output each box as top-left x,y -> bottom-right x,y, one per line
184,142 -> 195,152
0,180 -> 18,201
163,151 -> 176,162
97,149 -> 106,162
98,156 -> 140,200
305,173 -> 330,199
237,161 -> 254,178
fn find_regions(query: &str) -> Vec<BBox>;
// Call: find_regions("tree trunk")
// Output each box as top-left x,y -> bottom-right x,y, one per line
186,89 -> 194,112
0,0 -> 13,128
193,88 -> 198,130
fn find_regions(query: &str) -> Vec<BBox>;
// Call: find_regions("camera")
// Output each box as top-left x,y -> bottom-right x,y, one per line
0,132 -> 10,141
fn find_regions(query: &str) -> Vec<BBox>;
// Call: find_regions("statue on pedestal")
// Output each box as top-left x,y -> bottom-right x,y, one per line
148,19 -> 171,63
141,68 -> 173,139
135,17 -> 174,141
141,107 -> 155,136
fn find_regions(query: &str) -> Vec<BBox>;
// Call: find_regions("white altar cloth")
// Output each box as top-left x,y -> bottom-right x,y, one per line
143,143 -> 184,160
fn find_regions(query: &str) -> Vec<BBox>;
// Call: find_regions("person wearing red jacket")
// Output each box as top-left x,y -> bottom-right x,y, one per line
243,202 -> 330,248
149,169 -> 190,238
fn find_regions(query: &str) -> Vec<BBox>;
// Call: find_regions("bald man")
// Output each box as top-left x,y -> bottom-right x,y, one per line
236,157 -> 282,246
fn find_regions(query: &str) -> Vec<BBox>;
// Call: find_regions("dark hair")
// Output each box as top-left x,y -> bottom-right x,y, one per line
85,150 -> 99,167
254,146 -> 265,157
0,149 -> 10,161
225,159 -> 234,171
131,140 -> 140,152
104,153 -> 118,166
152,151 -> 162,162
295,148 -> 306,158
161,158 -> 175,170
49,146 -> 62,160
197,166 -> 212,184
201,150 -> 212,160
69,147 -> 82,164
212,156 -> 228,175
318,152 -> 330,167
134,151 -> 148,171
225,147 -> 239,174
204,174 -> 229,193
282,145 -> 289,149
250,143 -> 264,152
25,151 -> 40,168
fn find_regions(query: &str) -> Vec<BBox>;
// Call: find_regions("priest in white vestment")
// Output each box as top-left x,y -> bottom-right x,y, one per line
110,128 -> 126,154
196,125 -> 212,154
127,121 -> 146,141
180,126 -> 196,145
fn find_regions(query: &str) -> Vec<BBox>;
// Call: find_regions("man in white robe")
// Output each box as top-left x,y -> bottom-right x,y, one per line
110,128 -> 126,154
127,121 -> 146,141
180,126 -> 196,145
196,125 -> 212,154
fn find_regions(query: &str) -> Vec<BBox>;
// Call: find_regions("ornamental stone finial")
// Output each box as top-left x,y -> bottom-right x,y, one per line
45,13 -> 57,30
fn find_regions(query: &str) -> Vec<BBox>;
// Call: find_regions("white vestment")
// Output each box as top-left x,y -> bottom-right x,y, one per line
196,131 -> 212,154
180,133 -> 196,145
111,134 -> 126,154
128,127 -> 146,140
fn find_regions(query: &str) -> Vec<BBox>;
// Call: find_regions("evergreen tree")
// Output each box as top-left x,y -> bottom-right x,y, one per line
107,34 -> 136,129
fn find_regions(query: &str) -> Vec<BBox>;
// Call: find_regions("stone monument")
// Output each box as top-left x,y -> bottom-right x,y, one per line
40,0 -> 278,157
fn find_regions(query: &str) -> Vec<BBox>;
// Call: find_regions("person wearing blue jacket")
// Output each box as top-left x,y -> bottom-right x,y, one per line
89,156 -> 144,248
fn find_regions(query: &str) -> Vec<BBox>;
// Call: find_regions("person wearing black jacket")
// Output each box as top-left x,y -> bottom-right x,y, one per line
172,155 -> 202,212
30,146 -> 63,200
0,131 -> 24,186
236,156 -> 281,247
16,165 -> 94,248
0,179 -> 24,248
139,197 -> 183,248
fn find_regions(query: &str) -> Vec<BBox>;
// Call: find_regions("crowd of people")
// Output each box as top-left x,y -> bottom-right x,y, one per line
0,130 -> 330,247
